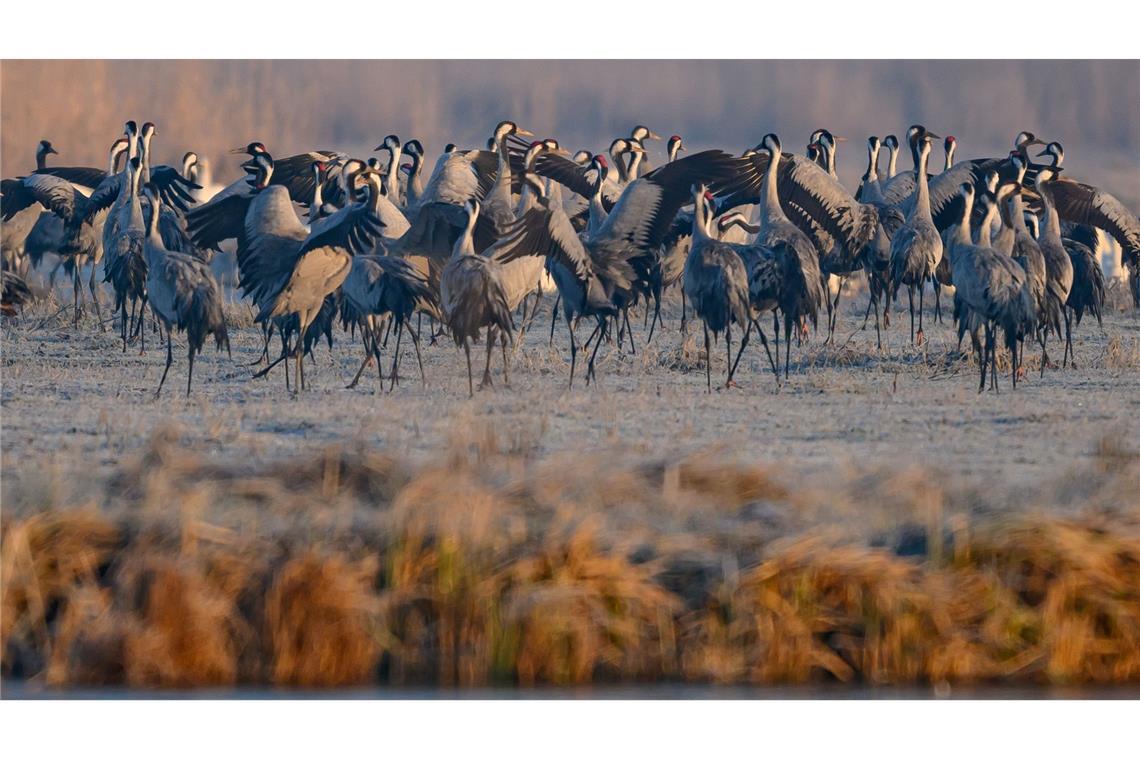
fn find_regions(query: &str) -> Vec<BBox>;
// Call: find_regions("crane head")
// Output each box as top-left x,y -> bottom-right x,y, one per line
230,142 -> 267,156
760,133 -> 782,155
37,139 -> 58,157
883,134 -> 898,150
1036,141 -> 1064,167
374,135 -> 400,152
141,122 -> 156,138
1015,131 -> 1045,151
631,125 -> 662,141
402,139 -> 424,158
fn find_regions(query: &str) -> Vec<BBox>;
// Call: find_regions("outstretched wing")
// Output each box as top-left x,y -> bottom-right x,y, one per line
599,150 -> 741,252
298,202 -> 385,258
489,204 -> 593,283
4,174 -> 83,224
37,165 -> 107,191
1051,179 -> 1140,263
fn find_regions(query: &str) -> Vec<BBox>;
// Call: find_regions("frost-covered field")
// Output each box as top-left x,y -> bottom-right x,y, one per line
2,282 -> 1137,492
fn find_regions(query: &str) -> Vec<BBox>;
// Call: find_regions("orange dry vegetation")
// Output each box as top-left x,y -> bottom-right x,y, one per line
2,426 -> 1139,689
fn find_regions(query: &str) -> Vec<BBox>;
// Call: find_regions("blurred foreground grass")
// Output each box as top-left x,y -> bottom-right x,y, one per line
3,423 -> 1139,689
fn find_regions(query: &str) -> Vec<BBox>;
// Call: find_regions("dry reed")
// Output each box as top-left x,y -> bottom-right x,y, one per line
3,425 -> 1138,690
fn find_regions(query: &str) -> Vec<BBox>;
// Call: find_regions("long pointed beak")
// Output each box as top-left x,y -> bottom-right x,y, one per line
516,128 -> 535,138
679,145 -> 687,152
926,132 -> 941,140
648,131 -> 662,141
228,147 -> 247,155
48,147 -> 59,155
834,135 -> 848,143
1028,138 -> 1046,147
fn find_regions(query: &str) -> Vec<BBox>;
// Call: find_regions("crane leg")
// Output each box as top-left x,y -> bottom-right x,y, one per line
389,321 -> 404,392
346,349 -> 372,390
1039,328 -> 1049,378
680,292 -> 688,335
294,321 -> 310,392
186,344 -> 195,398
122,300 -> 131,352
586,318 -> 606,386
501,329 -> 510,387
917,283 -> 925,346
727,319 -> 752,389
156,325 -> 173,399
88,263 -> 104,330
463,339 -> 474,397
624,308 -> 635,355
784,313 -> 793,380
1063,309 -> 1073,368
567,315 -> 578,390
346,326 -> 373,390
72,264 -> 82,327
724,321 -> 733,388
549,294 -> 561,347
829,280 -> 844,343
1009,328 -> 1019,390
823,278 -> 833,345
408,321 -> 427,386
752,319 -> 778,381
976,325 -> 988,394
907,286 -> 915,345
703,321 -> 712,393
139,296 -> 149,354
647,292 -> 662,345
990,324 -> 999,394
478,326 -> 495,390
773,311 -> 780,376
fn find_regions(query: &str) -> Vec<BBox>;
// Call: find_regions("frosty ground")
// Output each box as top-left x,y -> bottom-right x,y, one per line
2,283 -> 1138,495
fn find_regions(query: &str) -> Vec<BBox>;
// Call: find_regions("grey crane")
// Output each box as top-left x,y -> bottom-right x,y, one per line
185,142 -> 345,251
883,135 -> 901,180
888,126 -> 943,346
712,133 -> 837,376
683,186 -> 753,391
1032,167 -> 1076,374
440,199 -> 515,396
1032,142 -> 1140,309
142,184 -> 230,398
942,136 -> 957,172
341,251 -> 435,392
629,125 -> 663,177
402,140 -> 427,208
104,155 -> 149,352
2,140 -> 61,277
1061,224 -> 1106,368
494,149 -> 742,386
254,168 -> 389,391
481,121 -> 535,229
945,183 -> 1035,392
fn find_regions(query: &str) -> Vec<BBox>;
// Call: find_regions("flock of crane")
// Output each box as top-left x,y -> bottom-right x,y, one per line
2,119 -> 1138,397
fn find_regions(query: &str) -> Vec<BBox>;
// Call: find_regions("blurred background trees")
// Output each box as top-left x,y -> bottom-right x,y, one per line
2,60 -> 1136,203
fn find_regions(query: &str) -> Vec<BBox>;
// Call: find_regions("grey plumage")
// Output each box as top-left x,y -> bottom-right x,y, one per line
142,185 -> 229,398
440,200 -> 514,396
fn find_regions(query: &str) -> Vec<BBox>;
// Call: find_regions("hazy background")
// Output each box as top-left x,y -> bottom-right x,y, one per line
2,60 -> 1138,204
